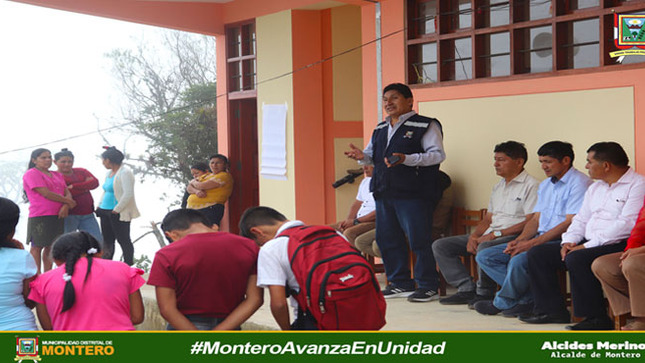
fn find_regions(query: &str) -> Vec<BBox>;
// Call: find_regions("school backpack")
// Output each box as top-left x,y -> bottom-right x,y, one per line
278,225 -> 387,330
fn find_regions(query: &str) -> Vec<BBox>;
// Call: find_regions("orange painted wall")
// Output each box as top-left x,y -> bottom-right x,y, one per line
322,9 -> 337,223
291,10 -> 327,224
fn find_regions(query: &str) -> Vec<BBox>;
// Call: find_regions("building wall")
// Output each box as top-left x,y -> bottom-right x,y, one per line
362,0 -> 645,211
251,6 -> 364,224
256,10 -> 297,219
421,87 -> 635,209
329,6 -> 364,223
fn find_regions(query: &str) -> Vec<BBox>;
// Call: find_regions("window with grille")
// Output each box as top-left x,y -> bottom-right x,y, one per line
226,22 -> 256,94
407,0 -> 645,86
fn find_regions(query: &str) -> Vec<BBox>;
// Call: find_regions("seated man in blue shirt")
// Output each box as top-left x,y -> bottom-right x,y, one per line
474,141 -> 591,317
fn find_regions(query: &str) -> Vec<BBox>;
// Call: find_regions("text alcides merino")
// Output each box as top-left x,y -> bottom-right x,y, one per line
541,341 -> 645,350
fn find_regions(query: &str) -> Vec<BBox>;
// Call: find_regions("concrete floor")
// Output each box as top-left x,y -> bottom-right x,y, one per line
138,273 -> 570,332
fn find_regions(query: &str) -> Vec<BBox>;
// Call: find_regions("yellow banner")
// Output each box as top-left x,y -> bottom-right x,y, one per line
610,49 -> 645,58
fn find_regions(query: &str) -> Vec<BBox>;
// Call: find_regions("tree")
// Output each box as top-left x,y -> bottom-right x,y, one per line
0,161 -> 27,204
105,29 -> 218,187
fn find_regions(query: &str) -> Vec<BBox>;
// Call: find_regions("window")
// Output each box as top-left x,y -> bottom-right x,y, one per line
226,22 -> 256,94
406,0 -> 645,86
476,31 -> 510,77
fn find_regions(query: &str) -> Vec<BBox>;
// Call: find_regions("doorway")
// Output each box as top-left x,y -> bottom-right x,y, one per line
227,98 -> 259,234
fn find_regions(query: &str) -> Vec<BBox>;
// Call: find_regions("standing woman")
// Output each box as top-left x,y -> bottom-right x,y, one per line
0,197 -> 38,331
22,148 -> 76,272
54,148 -> 102,242
96,147 -> 140,266
187,154 -> 233,227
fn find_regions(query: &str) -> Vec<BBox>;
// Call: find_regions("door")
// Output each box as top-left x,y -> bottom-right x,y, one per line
227,98 -> 259,234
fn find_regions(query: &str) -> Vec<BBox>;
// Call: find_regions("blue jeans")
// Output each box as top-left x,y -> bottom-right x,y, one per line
476,240 -> 561,310
374,197 -> 438,291
64,213 -> 102,242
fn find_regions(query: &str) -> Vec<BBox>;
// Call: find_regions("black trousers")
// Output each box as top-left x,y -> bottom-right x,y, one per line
527,240 -> 626,319
97,209 -> 134,266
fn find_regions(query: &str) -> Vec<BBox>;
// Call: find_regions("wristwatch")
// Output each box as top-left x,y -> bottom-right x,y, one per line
493,230 -> 503,238
353,218 -> 360,225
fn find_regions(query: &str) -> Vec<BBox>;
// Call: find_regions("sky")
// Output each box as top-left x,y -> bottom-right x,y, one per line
0,0 -> 194,264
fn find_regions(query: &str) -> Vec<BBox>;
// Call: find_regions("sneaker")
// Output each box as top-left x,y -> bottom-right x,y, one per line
381,284 -> 414,299
467,294 -> 495,310
474,300 -> 501,315
407,288 -> 440,303
501,303 -> 534,318
439,291 -> 475,305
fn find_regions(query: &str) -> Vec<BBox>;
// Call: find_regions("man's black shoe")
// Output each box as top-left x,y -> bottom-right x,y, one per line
439,291 -> 475,305
501,303 -> 534,318
467,294 -> 495,310
474,300 -> 501,315
566,317 -> 614,331
519,312 -> 570,324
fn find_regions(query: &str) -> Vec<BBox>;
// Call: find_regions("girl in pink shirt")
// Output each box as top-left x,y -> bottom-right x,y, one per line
29,231 -> 145,330
22,148 -> 76,273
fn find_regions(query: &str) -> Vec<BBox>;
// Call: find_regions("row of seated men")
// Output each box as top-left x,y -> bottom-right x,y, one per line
335,140 -> 645,331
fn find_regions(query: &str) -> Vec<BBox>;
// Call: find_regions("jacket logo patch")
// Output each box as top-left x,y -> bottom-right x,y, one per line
404,131 -> 414,139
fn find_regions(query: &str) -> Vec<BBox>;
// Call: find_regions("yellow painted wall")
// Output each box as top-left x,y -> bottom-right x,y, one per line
331,5 -> 362,122
419,87 -> 635,210
334,137 -> 364,220
256,10 -> 297,219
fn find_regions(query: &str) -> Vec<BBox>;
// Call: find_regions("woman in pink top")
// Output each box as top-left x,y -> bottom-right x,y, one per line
22,148 -> 76,272
29,231 -> 145,331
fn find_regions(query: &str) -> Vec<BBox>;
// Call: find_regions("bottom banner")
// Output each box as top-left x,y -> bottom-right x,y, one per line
3,331 -> 645,363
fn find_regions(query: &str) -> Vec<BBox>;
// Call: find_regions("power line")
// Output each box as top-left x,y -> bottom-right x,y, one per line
0,26 -> 404,156
0,0 -> 554,156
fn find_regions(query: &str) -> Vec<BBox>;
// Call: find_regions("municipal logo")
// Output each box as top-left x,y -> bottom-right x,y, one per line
15,337 -> 41,362
611,13 -> 645,62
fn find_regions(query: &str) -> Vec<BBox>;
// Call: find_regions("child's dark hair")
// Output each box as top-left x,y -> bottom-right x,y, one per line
54,148 -> 74,161
161,209 -> 211,243
238,206 -> 287,239
101,146 -> 125,165
190,162 -> 210,173
0,197 -> 20,249
51,231 -> 102,313
27,148 -> 50,169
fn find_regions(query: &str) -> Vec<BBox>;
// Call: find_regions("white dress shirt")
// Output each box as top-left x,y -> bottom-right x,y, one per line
561,168 -> 645,248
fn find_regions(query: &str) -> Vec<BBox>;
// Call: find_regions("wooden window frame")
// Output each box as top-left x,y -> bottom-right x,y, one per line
226,20 -> 257,97
406,0 -> 645,87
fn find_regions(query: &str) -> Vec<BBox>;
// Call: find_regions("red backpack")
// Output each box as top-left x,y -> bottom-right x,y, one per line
279,225 -> 386,330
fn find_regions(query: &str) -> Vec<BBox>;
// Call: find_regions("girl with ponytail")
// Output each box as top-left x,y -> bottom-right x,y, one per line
28,231 -> 145,330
